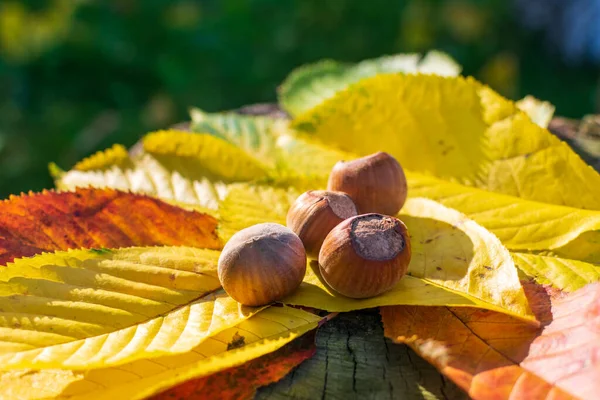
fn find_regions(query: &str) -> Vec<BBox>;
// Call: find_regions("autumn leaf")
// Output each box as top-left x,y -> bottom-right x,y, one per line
54,116 -> 535,320
190,107 -> 284,168
50,131 -> 275,211
142,130 -> 270,182
47,69 -> 600,399
515,95 -> 555,128
53,116 -> 354,201
381,282 -> 600,399
279,51 -> 461,116
292,74 -> 600,210
0,188 -> 220,265
150,330 -> 317,400
0,246 -> 260,369
219,185 -> 534,320
291,73 -> 600,283
71,144 -> 131,172
0,305 -> 321,400
190,109 -> 355,189
408,172 -> 600,254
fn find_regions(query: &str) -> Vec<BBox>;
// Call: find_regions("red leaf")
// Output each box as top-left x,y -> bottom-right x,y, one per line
0,188 -> 221,265
381,282 -> 599,399
150,331 -> 317,400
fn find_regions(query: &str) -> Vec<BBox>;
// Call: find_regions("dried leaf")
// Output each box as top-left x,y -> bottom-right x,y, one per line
0,188 -> 220,266
382,282 -> 600,399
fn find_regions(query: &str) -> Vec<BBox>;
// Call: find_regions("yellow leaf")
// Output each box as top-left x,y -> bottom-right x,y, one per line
292,74 -> 488,182
551,231 -> 600,264
143,130 -> 270,182
219,186 -> 534,321
190,108 -> 282,167
401,198 -> 531,318
279,51 -> 461,116
408,172 -> 600,252
53,133 -> 247,210
0,306 -> 320,400
292,74 -> 600,210
217,183 -> 299,241
512,252 -> 600,293
0,246 -> 260,370
274,131 -> 356,188
54,124 -> 347,209
57,144 -> 132,172
515,95 -> 555,128
285,262 -> 482,311
190,108 -> 356,189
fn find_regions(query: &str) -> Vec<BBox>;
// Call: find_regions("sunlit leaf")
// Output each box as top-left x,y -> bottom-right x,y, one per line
0,188 -> 220,265
72,144 -> 131,171
0,246 -> 262,369
143,130 -> 270,182
190,108 -> 283,167
219,185 -> 533,320
52,130 -> 273,210
0,306 -> 321,400
512,253 -> 600,293
293,74 -> 600,210
279,51 -> 461,116
515,95 -> 555,128
408,172 -> 600,253
54,123 -> 353,208
382,282 -> 600,400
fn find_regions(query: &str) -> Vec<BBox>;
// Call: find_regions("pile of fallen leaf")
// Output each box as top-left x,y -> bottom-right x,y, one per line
0,51 -> 598,400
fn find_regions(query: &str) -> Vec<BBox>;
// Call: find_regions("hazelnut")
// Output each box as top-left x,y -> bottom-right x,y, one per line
286,190 -> 358,258
318,213 -> 411,299
218,223 -> 307,306
327,152 -> 407,215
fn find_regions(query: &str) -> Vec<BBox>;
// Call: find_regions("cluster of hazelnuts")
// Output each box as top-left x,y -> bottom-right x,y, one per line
217,152 -> 412,306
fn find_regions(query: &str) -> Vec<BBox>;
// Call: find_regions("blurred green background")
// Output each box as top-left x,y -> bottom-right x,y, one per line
1,0 -> 600,198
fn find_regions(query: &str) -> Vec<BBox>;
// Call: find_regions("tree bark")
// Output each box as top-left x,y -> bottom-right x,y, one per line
257,310 -> 468,400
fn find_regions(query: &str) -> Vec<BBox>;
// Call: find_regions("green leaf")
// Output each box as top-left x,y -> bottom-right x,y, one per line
279,51 -> 461,116
190,108 -> 283,168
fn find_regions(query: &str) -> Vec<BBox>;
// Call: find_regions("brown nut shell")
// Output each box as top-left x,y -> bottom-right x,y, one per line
286,190 -> 357,258
318,213 -> 411,299
327,151 -> 407,215
218,223 -> 306,306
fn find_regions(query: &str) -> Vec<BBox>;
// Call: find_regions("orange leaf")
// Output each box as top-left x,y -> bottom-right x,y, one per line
0,188 -> 221,265
150,330 -> 317,400
381,282 -> 599,399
